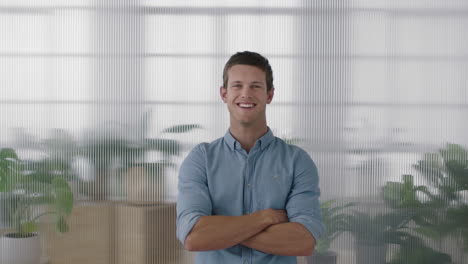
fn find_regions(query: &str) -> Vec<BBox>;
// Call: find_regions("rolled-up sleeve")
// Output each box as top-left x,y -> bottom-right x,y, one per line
286,150 -> 325,240
176,144 -> 213,245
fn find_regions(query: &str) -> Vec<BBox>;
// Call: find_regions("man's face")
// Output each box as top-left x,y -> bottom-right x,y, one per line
220,64 -> 274,127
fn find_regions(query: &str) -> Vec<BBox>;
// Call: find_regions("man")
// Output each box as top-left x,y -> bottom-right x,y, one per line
176,51 -> 324,264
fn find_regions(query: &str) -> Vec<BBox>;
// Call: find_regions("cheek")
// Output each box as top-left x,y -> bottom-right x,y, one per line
227,93 -> 238,102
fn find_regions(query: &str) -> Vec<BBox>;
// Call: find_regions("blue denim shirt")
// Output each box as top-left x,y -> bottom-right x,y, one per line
176,129 -> 324,264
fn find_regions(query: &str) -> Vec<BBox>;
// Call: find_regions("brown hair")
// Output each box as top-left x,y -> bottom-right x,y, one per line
222,51 -> 274,91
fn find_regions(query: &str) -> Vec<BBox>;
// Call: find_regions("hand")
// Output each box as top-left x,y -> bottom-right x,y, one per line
252,209 -> 288,227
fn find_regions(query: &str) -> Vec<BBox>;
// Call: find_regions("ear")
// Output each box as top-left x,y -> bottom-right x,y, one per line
266,88 -> 274,104
220,86 -> 227,103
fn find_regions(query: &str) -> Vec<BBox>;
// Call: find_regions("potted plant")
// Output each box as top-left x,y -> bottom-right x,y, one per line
74,110 -> 201,201
0,148 -> 74,264
414,143 -> 468,252
388,235 -> 452,264
306,200 -> 354,264
342,209 -> 412,264
382,144 -> 468,263
384,145 -> 468,232
0,149 -> 20,228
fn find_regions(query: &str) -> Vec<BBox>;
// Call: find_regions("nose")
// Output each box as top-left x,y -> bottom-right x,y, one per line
239,86 -> 253,98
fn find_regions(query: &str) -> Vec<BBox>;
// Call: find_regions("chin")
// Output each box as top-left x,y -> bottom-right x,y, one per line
238,120 -> 257,127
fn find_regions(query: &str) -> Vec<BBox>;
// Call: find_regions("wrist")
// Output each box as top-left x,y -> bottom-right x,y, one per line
249,210 -> 273,229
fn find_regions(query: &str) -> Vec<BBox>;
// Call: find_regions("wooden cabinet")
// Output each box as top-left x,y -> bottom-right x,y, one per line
44,202 -> 115,264
115,202 -> 183,264
42,201 -> 183,264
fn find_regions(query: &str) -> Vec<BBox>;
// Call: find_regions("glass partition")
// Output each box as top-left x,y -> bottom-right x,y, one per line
1,0 -> 467,263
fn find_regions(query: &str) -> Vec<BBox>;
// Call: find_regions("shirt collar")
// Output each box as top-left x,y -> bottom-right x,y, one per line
224,127 -> 275,152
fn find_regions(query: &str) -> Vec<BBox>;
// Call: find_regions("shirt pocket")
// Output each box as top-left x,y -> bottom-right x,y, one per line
257,171 -> 293,209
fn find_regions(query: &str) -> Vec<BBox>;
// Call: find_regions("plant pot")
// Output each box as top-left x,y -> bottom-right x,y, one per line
355,243 -> 387,264
0,232 -> 42,264
125,166 -> 167,203
305,250 -> 337,264
0,193 -> 19,228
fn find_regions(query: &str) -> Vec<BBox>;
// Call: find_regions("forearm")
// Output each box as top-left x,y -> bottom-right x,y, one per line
184,214 -> 270,251
241,222 -> 316,256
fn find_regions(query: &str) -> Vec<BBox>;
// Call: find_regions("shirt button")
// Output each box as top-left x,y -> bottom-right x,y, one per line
247,184 -> 251,188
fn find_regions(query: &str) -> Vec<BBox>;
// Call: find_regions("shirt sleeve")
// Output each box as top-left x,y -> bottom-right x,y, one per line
286,149 -> 325,240
176,144 -> 213,246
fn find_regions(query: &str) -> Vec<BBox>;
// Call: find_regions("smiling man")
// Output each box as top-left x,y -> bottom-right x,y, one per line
176,51 -> 324,264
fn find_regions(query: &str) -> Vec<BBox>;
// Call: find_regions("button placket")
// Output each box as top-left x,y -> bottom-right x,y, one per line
243,155 -> 250,215
245,154 -> 255,215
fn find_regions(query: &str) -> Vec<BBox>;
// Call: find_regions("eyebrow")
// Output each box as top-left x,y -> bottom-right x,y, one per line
230,81 -> 265,85
251,81 -> 264,85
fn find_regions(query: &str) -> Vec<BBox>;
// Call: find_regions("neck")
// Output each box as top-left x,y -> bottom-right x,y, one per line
229,121 -> 268,153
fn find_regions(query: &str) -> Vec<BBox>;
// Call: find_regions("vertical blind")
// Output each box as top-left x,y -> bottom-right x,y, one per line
1,0 -> 467,263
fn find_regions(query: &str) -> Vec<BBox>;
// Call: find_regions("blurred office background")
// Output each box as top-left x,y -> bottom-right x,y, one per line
1,0 -> 467,263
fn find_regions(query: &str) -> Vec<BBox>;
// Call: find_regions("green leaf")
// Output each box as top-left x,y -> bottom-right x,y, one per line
0,148 -> 21,192
445,160 -> 468,190
0,171 -> 8,192
402,174 -> 414,185
52,178 -> 74,215
283,138 -> 302,145
447,206 -> 468,228
320,199 -> 336,210
318,200 -> 354,252
414,226 -> 441,240
327,202 -> 355,217
0,148 -> 19,160
55,215 -> 69,233
162,124 -> 202,133
413,154 -> 444,187
315,236 -> 331,253
20,221 -> 38,234
439,143 -> 468,163
391,242 -> 452,264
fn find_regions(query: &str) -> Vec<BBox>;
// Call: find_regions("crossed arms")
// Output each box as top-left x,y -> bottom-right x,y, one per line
176,145 -> 323,256
184,209 -> 316,256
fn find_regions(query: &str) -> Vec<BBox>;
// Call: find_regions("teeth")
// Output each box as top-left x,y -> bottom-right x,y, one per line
239,103 -> 254,108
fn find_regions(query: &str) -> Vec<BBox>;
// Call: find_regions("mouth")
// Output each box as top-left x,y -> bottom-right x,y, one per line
236,103 -> 256,109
